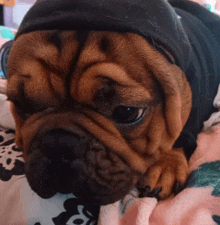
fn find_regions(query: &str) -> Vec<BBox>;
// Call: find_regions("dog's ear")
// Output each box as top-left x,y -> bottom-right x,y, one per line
129,34 -> 192,153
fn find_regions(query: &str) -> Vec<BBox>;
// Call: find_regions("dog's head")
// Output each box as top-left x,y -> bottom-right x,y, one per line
7,30 -> 191,205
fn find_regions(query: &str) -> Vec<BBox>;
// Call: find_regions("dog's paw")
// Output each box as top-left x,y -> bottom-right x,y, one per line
137,148 -> 188,200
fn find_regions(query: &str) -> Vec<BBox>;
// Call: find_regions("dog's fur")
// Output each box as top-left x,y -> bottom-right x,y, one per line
6,30 -> 191,205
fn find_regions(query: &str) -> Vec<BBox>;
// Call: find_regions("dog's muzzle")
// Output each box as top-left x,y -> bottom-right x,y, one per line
25,128 -> 137,205
36,129 -> 85,163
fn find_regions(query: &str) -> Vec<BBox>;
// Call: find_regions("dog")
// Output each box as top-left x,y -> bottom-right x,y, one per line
6,0 -> 220,205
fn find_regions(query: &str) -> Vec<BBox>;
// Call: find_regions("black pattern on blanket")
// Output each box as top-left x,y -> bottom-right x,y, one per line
0,129 -> 24,181
0,129 -> 100,225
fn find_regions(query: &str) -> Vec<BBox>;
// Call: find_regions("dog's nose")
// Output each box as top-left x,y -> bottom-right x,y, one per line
40,129 -> 84,162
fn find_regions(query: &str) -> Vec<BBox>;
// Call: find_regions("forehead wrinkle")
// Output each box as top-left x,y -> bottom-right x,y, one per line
70,32 -> 108,100
75,62 -> 152,103
77,32 -> 107,65
36,32 -> 76,78
35,36 -> 60,68
64,30 -> 91,101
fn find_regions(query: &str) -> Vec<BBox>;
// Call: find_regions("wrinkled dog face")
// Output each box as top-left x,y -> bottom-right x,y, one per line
7,30 -> 191,205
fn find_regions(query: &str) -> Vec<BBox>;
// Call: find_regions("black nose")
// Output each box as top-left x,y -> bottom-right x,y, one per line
39,129 -> 84,162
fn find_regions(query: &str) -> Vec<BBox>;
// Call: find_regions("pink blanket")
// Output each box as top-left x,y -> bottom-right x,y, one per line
98,86 -> 220,225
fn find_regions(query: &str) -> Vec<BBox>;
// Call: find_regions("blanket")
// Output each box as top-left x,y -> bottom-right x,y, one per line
1,79 -> 220,225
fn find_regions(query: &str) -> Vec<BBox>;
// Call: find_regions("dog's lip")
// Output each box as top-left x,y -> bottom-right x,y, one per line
31,184 -> 72,199
34,187 -> 127,204
73,190 -> 130,205
31,185 -> 57,199
34,187 -> 124,203
32,183 -> 72,199
71,182 -> 135,205
29,177 -> 133,203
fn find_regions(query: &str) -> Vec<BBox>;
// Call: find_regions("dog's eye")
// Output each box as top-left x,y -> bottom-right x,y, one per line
112,106 -> 145,124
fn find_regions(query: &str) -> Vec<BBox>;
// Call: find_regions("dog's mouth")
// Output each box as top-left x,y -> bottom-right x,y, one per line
24,129 -> 137,205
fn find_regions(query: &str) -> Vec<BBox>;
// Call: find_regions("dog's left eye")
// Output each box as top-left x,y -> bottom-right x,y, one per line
112,106 -> 145,124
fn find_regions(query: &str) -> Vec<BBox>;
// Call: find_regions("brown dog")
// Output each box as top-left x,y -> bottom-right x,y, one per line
7,30 -> 191,205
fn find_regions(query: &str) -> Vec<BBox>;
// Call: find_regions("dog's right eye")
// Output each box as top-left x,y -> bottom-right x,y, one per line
112,106 -> 145,124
